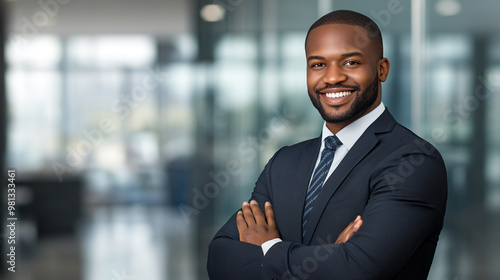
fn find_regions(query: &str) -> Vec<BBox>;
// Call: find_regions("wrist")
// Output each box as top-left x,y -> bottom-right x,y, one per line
261,238 -> 282,255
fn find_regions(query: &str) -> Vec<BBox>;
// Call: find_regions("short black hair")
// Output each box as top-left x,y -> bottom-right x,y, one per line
306,10 -> 383,58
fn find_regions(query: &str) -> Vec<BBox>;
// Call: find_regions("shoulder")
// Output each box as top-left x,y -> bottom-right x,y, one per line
370,123 -> 447,202
261,137 -> 319,170
281,137 -> 319,152
385,123 -> 443,160
371,122 -> 447,194
274,137 -> 319,159
371,110 -> 443,161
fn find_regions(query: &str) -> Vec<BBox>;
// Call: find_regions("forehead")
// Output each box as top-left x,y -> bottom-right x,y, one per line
305,24 -> 375,58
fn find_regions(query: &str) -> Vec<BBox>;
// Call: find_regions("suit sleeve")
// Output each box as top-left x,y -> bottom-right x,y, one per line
207,149 -> 283,280
262,142 -> 447,280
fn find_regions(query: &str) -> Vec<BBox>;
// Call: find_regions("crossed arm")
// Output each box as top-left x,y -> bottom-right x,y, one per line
236,200 -> 363,247
208,145 -> 447,279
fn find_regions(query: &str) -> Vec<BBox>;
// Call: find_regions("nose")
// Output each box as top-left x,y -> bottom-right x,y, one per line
322,64 -> 347,85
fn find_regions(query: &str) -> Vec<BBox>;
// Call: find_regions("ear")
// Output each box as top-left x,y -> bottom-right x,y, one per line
377,58 -> 390,82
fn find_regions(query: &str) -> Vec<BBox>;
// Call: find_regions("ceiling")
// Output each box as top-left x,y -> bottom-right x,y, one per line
4,0 -> 500,36
5,0 -> 192,35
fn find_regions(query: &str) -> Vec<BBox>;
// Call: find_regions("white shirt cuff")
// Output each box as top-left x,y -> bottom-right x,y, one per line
261,238 -> 282,256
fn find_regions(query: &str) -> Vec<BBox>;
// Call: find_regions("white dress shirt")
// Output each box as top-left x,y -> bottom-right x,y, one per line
261,102 -> 386,255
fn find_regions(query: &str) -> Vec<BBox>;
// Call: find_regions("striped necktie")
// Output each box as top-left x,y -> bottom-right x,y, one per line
302,135 -> 342,238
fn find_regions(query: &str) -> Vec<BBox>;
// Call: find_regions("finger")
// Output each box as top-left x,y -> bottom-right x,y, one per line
335,219 -> 357,244
249,200 -> 266,224
236,211 -> 248,242
339,230 -> 353,243
345,216 -> 362,233
335,237 -> 344,244
241,202 -> 256,225
335,221 -> 354,244
353,216 -> 363,231
265,201 -> 276,227
335,216 -> 364,244
344,220 -> 357,233
236,210 -> 247,230
344,232 -> 354,242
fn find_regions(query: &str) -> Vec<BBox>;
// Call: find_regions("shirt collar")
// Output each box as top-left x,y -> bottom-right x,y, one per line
321,102 -> 386,151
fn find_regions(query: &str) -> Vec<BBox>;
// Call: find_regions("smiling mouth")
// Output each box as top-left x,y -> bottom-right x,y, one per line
324,91 -> 354,98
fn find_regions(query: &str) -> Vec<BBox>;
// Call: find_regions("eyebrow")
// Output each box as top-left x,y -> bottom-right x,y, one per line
307,52 -> 364,62
307,55 -> 325,62
341,52 -> 363,58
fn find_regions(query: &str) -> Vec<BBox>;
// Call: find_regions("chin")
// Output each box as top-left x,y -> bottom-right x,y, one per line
319,103 -> 355,124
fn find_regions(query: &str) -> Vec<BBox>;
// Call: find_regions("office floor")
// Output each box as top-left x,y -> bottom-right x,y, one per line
81,206 -> 195,280
6,205 -> 195,280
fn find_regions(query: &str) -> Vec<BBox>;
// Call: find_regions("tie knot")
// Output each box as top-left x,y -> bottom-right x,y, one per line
324,135 -> 342,151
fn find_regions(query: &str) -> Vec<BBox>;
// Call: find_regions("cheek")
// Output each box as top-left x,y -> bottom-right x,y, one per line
348,69 -> 376,87
306,81 -> 317,94
306,71 -> 322,91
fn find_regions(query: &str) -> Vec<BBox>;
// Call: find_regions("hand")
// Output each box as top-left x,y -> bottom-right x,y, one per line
335,215 -> 363,244
236,200 -> 281,246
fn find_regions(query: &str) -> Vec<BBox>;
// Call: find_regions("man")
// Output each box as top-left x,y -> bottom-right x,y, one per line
207,10 -> 447,280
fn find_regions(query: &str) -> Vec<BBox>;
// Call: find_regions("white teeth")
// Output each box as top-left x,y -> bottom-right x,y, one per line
325,91 -> 352,98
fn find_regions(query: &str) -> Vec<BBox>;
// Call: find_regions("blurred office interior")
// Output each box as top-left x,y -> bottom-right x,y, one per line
0,0 -> 499,279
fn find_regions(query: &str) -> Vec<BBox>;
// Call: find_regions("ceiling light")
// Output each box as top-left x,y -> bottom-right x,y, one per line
435,0 -> 461,16
200,4 -> 225,22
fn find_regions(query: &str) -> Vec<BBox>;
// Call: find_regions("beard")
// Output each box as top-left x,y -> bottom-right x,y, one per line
309,76 -> 379,124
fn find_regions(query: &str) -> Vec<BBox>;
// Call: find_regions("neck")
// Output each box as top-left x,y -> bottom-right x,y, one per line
326,98 -> 381,134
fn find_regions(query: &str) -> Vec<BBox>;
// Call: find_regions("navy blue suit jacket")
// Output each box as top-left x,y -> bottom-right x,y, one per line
207,109 -> 447,280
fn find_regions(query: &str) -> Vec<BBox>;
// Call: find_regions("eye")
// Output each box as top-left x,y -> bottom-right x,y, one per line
310,62 -> 326,68
344,61 -> 359,66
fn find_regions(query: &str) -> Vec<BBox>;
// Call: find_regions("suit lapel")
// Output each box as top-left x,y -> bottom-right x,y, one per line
302,109 -> 396,244
284,137 -> 320,243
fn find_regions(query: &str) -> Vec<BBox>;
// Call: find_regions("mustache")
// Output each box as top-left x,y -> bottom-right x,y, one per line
315,84 -> 360,94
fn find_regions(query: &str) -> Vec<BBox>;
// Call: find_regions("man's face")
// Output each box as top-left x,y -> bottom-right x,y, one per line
305,24 -> 388,127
